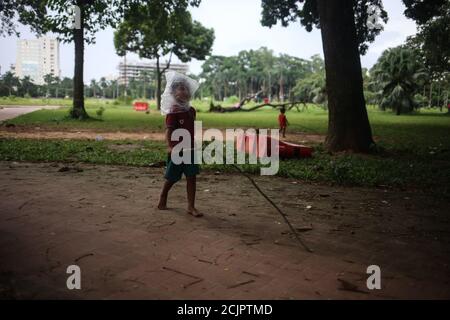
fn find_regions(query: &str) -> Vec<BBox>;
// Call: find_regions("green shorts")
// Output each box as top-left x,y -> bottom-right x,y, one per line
164,152 -> 200,183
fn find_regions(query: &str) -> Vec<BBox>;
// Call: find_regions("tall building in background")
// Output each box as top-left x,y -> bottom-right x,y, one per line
118,60 -> 189,86
15,37 -> 60,85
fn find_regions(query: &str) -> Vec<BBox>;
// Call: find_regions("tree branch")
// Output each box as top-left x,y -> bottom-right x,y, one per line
161,51 -> 173,74
209,93 -> 307,113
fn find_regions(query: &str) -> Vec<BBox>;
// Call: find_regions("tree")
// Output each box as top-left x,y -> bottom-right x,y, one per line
90,79 -> 99,98
403,0 -> 449,111
371,46 -> 427,115
403,0 -> 449,76
0,0 -> 128,119
114,0 -> 214,109
60,77 -> 73,98
293,71 -> 326,107
261,0 -> 388,152
200,55 -> 227,100
43,73 -> 56,98
199,47 -> 312,102
99,77 -> 108,98
0,1 -> 47,37
54,76 -> 61,98
1,71 -> 20,96
19,76 -> 37,97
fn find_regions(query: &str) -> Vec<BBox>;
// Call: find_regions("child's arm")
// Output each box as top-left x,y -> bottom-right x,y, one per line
165,112 -> 177,153
166,127 -> 175,153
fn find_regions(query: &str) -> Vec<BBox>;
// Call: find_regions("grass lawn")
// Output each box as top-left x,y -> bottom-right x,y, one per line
1,98 -> 450,196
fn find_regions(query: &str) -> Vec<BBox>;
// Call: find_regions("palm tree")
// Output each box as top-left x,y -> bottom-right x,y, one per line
54,76 -> 61,98
20,76 -> 35,97
371,46 -> 427,115
43,73 -> 55,98
90,79 -> 99,98
99,77 -> 108,98
2,71 -> 20,96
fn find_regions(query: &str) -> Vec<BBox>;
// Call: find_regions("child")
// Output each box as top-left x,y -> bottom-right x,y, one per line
157,71 -> 202,217
278,108 -> 289,138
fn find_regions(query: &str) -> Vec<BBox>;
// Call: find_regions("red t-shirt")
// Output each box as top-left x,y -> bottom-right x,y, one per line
278,114 -> 287,128
165,106 -> 196,148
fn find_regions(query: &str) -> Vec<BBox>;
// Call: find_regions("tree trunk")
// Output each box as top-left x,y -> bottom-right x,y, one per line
429,82 -> 433,108
268,72 -> 272,100
437,81 -> 441,112
445,91 -> 449,113
71,2 -> 88,119
316,0 -> 374,152
143,75 -> 146,99
123,54 -> 128,98
279,74 -> 284,102
156,56 -> 162,110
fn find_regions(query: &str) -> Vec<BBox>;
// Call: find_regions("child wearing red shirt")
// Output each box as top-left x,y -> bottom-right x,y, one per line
278,108 -> 289,138
157,74 -> 202,217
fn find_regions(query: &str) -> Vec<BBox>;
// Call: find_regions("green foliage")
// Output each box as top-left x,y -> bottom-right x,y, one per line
115,96 -> 133,105
0,0 -> 128,43
114,0 -> 214,108
224,96 -> 240,104
292,65 -> 326,106
200,48 -> 316,102
114,1 -> 214,60
370,46 -> 427,114
2,102 -> 450,196
1,126 -> 449,196
260,0 -> 388,55
96,106 -> 105,117
0,0 -> 47,37
403,0 -> 449,76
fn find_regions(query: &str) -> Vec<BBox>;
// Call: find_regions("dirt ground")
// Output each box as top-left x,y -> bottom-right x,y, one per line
0,126 -> 326,145
0,160 -> 449,299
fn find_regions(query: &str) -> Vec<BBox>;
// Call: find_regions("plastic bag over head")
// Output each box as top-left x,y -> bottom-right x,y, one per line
160,71 -> 199,115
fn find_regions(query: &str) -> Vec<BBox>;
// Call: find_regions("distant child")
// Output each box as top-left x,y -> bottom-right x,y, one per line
157,71 -> 202,217
278,108 -> 289,138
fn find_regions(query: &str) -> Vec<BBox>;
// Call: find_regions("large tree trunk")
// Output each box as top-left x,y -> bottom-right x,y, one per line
71,2 -> 88,119
317,0 -> 374,152
156,56 -> 162,110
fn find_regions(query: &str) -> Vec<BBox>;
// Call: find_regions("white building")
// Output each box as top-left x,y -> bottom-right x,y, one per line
15,37 -> 60,85
118,59 -> 189,86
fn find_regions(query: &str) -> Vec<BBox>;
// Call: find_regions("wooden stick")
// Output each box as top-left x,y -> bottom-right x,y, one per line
232,164 -> 313,253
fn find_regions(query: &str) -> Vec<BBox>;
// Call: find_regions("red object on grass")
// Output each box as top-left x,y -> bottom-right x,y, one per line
133,101 -> 149,111
237,133 -> 313,159
263,97 -> 270,104
278,140 -> 313,158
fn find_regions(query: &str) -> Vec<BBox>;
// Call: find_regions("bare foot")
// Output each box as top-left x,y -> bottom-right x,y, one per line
187,207 -> 203,217
157,196 -> 168,210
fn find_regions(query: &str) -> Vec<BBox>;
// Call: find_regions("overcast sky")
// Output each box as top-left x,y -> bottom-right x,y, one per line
0,0 -> 417,81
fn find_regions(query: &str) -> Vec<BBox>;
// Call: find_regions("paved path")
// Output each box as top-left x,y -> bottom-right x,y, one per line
0,105 -> 61,121
1,161 -> 449,299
